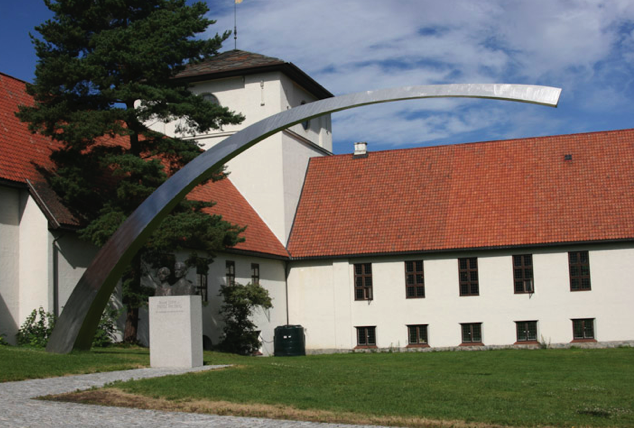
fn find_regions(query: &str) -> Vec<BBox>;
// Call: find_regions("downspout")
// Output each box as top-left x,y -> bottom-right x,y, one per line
52,233 -> 65,317
284,259 -> 290,325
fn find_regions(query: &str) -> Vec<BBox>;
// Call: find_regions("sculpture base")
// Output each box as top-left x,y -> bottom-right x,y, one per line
149,295 -> 203,368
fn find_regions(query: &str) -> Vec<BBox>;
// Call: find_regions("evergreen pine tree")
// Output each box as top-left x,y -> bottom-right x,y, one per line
17,0 -> 245,342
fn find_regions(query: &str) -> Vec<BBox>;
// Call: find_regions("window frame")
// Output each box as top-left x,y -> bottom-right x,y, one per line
460,322 -> 483,346
572,318 -> 596,342
356,326 -> 377,348
354,263 -> 373,301
405,260 -> 425,298
225,260 -> 235,286
251,263 -> 260,285
458,257 -> 479,296
515,320 -> 538,344
407,324 -> 429,347
513,254 -> 534,294
569,251 -> 591,291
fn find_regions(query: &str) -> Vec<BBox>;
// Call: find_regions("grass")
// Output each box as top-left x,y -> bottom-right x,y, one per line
6,346 -> 634,427
0,345 -> 149,382
67,347 -> 634,427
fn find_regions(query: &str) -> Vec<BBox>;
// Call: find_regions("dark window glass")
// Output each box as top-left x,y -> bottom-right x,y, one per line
513,254 -> 534,293
356,326 -> 376,346
225,260 -> 235,286
405,260 -> 425,298
407,325 -> 428,345
458,258 -> 479,296
569,251 -> 591,291
354,263 -> 373,300
461,323 -> 482,344
572,318 -> 595,340
251,263 -> 260,285
516,321 -> 538,342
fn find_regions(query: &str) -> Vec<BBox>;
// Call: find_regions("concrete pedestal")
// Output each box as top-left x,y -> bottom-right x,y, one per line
149,295 -> 203,368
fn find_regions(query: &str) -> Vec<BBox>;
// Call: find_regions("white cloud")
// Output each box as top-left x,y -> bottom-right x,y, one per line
205,0 -> 634,153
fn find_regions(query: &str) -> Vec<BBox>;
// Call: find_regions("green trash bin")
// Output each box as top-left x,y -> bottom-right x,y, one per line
274,325 -> 306,356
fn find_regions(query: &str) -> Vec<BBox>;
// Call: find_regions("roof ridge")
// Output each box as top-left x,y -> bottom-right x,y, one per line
323,127 -> 634,159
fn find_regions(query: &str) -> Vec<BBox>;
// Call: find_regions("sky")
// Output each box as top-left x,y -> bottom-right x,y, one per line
2,0 -> 634,154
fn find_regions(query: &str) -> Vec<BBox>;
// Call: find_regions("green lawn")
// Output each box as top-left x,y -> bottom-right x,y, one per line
0,346 -> 149,382
3,346 -> 634,427
119,348 -> 634,427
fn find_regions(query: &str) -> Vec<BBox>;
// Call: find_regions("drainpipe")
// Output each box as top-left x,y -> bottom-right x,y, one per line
284,259 -> 290,325
52,233 -> 65,318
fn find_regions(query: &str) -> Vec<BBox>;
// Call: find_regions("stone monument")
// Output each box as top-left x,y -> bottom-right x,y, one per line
149,263 -> 202,368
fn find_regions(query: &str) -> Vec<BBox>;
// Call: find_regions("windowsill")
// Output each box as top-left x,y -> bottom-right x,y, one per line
514,341 -> 539,345
354,299 -> 373,302
571,338 -> 597,343
406,344 -> 430,348
459,294 -> 480,297
406,296 -> 426,299
514,291 -> 534,295
354,345 -> 377,350
570,288 -> 592,292
459,342 -> 484,347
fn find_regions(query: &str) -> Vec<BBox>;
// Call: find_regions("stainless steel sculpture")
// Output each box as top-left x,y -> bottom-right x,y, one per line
46,83 -> 561,353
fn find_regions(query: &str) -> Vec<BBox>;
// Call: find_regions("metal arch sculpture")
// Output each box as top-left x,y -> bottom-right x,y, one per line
46,83 -> 561,353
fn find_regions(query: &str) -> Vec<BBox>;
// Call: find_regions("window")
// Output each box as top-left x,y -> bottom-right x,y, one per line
569,251 -> 591,291
461,323 -> 483,345
572,318 -> 595,341
200,92 -> 220,106
251,263 -> 260,285
407,324 -> 428,346
225,260 -> 235,286
513,254 -> 534,293
405,261 -> 425,298
516,321 -> 538,343
354,263 -> 373,300
196,272 -> 208,301
356,326 -> 376,347
458,258 -> 479,296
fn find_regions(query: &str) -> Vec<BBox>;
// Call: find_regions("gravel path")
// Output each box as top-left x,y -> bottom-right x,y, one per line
0,366 -> 385,427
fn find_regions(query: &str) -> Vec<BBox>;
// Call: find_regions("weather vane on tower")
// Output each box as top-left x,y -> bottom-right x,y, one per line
234,0 -> 243,50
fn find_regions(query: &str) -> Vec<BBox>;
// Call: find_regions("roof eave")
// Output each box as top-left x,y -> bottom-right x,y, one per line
177,62 -> 334,100
288,238 -> 634,261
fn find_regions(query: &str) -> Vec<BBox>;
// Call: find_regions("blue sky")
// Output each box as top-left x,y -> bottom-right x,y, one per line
2,0 -> 634,154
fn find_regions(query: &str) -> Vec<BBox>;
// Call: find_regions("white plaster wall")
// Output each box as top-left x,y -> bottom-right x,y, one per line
288,244 -> 634,351
52,233 -> 99,316
281,132 -> 329,243
0,186 -> 21,343
140,252 -> 288,355
205,253 -> 287,356
18,193 -> 50,322
145,71 -> 332,244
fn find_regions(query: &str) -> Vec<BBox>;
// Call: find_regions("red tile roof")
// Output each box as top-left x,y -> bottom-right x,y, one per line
0,72 -> 59,184
1,71 -> 286,257
288,129 -> 634,258
190,180 -> 288,258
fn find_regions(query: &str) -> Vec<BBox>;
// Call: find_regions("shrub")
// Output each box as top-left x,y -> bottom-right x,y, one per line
218,282 -> 272,355
0,334 -> 11,346
92,302 -> 121,348
16,303 -> 120,348
16,307 -> 56,347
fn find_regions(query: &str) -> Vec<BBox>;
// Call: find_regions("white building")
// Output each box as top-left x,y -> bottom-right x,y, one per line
1,51 -> 633,354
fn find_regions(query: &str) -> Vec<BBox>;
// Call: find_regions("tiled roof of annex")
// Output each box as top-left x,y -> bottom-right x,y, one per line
287,128 -> 634,259
0,72 -> 286,257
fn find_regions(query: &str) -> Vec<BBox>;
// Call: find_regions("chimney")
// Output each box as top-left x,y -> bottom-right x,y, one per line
353,142 -> 368,158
